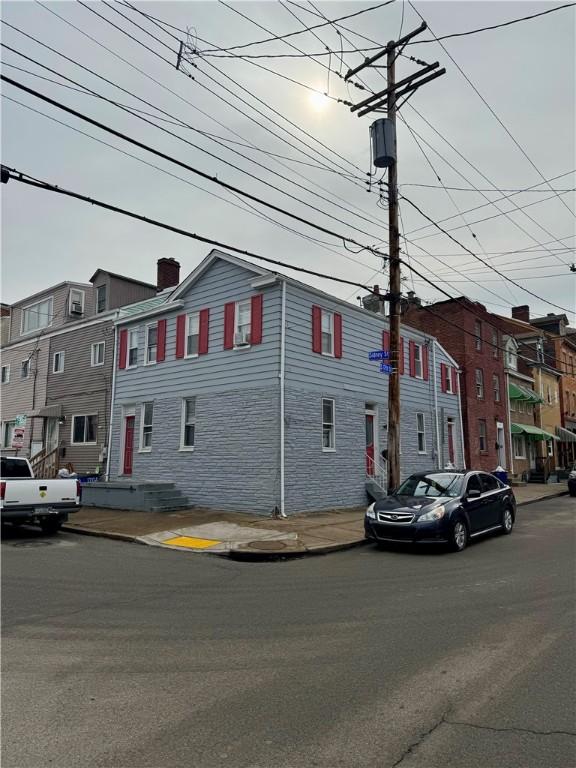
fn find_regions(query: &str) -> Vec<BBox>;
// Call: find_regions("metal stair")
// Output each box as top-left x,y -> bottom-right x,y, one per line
365,451 -> 387,502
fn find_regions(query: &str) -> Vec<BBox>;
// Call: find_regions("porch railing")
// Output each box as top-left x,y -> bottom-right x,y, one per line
366,451 -> 387,494
533,455 -> 552,483
30,446 -> 59,479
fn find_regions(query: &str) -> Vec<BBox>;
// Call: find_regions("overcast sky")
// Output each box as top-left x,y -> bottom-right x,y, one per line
2,1 -> 575,321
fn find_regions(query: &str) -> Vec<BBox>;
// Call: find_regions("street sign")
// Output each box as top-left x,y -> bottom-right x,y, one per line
14,414 -> 27,427
369,350 -> 390,361
12,427 -> 25,449
380,363 -> 393,374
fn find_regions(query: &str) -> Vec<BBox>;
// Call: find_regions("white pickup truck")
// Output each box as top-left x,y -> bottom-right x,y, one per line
1,457 -> 82,534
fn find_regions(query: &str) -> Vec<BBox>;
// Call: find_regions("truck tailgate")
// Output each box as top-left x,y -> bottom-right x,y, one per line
1,479 -> 80,508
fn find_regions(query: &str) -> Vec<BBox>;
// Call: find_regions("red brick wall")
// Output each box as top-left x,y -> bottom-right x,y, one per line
404,300 -> 510,471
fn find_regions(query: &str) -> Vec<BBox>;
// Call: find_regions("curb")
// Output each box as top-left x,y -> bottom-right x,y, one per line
61,524 -> 138,544
228,537 -> 368,562
517,490 -> 568,508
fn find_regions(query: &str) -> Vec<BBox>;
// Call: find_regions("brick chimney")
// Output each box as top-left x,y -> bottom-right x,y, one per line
157,258 -> 180,290
512,305 -> 530,323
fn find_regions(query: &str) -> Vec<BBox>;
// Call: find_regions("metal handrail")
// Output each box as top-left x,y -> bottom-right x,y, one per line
366,451 -> 387,492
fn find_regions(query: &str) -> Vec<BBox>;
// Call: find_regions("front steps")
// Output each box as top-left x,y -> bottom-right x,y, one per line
82,481 -> 192,512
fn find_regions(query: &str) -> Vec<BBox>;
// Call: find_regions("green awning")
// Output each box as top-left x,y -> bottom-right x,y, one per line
556,426 -> 576,443
511,423 -> 559,441
508,383 -> 543,403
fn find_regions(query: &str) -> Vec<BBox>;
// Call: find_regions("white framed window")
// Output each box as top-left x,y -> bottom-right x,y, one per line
475,368 -> 484,399
321,310 -> 334,356
145,325 -> 157,365
53,351 -> 65,373
186,312 -> 200,357
474,321 -> 482,351
69,288 -> 85,316
96,284 -> 107,313
546,440 -> 554,457
546,385 -> 552,404
1,364 -> 10,384
416,412 -> 426,453
443,365 -> 453,393
506,344 -> 518,370
478,419 -> 487,453
2,421 -> 16,448
21,359 -> 30,379
127,328 -> 139,368
513,434 -> 526,459
322,397 -> 335,451
492,328 -> 499,359
414,343 -> 423,379
180,397 -> 196,450
510,399 -> 516,412
234,300 -> 251,347
91,341 -> 105,367
493,374 -> 500,402
139,402 -> 153,451
71,414 -> 97,445
21,296 -> 53,334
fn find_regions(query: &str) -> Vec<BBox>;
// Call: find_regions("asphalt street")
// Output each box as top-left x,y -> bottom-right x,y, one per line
2,496 -> 575,768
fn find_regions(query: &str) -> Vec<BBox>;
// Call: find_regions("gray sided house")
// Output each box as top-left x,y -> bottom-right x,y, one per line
108,251 -> 464,515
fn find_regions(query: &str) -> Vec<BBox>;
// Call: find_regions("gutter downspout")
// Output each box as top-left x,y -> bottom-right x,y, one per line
457,370 -> 466,470
105,318 -> 119,481
432,340 -> 441,469
279,280 -> 287,517
506,371 -> 514,476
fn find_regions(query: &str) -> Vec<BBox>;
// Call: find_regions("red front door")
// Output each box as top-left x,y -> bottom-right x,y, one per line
447,419 -> 455,465
123,416 -> 135,475
365,413 -> 375,475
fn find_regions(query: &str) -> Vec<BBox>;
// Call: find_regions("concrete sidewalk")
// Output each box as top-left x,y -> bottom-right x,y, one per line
63,483 -> 570,560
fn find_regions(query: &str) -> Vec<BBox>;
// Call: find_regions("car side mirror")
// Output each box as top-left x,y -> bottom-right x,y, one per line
466,488 -> 482,500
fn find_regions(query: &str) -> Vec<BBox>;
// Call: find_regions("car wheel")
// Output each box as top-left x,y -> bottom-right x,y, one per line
570,488 -> 576,497
449,519 -> 468,552
40,519 -> 62,536
501,507 -> 514,535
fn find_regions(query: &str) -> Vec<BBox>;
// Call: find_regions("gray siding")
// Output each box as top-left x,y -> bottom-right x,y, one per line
108,275 -> 156,310
9,282 -> 94,342
109,387 -> 279,514
113,258 -> 282,402
46,320 -> 115,473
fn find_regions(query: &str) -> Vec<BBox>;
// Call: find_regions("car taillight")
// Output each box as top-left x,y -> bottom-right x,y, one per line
76,480 -> 82,501
0,482 -> 5,501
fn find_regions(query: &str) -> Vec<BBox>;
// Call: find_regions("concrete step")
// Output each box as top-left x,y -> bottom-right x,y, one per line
366,480 -> 386,502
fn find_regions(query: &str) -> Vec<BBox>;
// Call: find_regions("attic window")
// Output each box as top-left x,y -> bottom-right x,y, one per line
96,285 -> 107,313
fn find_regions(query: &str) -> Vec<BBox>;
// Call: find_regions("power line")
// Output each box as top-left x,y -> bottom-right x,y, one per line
408,1 -> 575,221
402,181 -> 575,194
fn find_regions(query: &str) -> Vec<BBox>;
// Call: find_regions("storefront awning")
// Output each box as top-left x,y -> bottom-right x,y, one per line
556,426 -> 576,443
33,404 -> 63,419
511,423 -> 559,441
508,383 -> 543,403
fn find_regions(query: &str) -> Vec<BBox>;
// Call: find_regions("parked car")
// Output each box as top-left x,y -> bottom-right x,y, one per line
568,466 -> 576,497
1,457 -> 82,535
365,470 -> 516,552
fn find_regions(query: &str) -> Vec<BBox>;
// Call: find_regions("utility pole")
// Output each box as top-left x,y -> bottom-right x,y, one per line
386,42 -> 401,493
345,24 -> 445,492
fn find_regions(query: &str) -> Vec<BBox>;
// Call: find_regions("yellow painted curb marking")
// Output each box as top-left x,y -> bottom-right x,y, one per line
163,535 -> 221,549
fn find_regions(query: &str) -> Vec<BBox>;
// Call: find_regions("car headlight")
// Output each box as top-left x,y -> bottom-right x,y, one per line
418,505 -> 446,522
366,503 -> 377,519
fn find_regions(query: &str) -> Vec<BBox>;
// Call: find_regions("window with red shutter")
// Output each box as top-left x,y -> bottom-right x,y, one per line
312,306 -> 322,354
176,315 -> 186,359
422,345 -> 429,381
440,363 -> 447,392
224,302 -> 235,350
250,294 -> 263,345
118,328 -> 128,370
409,340 -> 416,377
451,367 -> 458,394
198,308 -> 209,355
156,319 -> 166,362
334,313 -> 343,358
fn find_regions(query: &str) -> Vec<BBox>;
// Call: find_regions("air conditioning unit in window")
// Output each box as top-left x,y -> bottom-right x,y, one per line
234,332 -> 250,346
70,301 -> 83,315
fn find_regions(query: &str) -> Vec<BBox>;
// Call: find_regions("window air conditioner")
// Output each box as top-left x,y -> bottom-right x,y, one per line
70,301 -> 83,315
234,332 -> 250,346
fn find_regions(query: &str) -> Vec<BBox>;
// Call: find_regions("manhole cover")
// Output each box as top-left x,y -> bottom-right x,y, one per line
12,540 -> 53,548
246,540 -> 287,550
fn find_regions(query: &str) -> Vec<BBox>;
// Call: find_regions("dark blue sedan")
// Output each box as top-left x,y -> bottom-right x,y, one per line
365,471 -> 516,552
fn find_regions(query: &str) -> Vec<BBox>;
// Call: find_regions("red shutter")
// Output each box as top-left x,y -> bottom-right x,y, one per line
156,319 -> 166,362
451,367 -> 458,394
409,340 -> 416,377
118,329 -> 128,370
224,302 -> 235,350
175,314 -> 186,359
440,363 -> 447,392
251,294 -> 263,345
399,336 -> 405,375
312,305 -> 322,354
423,345 -> 429,381
198,308 -> 209,355
334,313 -> 343,358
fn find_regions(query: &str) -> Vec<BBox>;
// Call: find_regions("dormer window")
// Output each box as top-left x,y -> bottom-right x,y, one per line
96,285 -> 107,313
21,297 -> 53,334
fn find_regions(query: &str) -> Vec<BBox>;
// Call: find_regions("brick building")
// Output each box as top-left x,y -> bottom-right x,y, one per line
403,297 -> 510,473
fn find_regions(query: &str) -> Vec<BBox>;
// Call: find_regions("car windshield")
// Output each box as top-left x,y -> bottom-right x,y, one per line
396,473 -> 463,498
